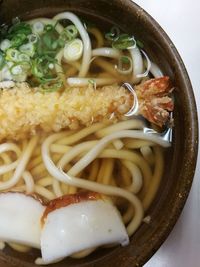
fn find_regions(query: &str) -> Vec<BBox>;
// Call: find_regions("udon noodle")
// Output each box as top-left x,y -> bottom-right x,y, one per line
0,11 -> 174,264
0,120 -> 165,255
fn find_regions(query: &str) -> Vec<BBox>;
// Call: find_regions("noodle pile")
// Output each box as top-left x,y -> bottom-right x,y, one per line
0,119 -> 165,256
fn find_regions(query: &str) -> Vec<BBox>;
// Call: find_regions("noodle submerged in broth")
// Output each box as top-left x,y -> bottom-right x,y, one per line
0,12 -> 174,264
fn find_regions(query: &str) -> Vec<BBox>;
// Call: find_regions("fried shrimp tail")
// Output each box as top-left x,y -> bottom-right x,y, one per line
135,77 -> 174,127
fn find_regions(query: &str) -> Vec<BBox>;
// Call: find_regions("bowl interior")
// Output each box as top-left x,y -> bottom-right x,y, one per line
0,0 -> 198,266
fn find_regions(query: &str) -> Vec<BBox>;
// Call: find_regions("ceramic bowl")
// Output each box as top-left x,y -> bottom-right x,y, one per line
0,0 -> 198,266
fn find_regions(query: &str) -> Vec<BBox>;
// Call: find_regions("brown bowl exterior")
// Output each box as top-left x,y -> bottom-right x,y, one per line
0,0 -> 198,266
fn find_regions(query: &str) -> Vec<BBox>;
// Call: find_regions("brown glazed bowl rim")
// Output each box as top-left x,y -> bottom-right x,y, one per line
0,0 -> 198,266
121,0 -> 199,265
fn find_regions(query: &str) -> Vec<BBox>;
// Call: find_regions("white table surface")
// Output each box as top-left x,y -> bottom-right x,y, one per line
132,1 -> 200,267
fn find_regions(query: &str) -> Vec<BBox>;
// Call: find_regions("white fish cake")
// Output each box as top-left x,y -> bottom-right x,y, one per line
0,193 -> 45,248
41,199 -> 129,263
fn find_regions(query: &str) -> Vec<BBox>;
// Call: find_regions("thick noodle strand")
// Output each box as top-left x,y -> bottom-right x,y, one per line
41,133 -> 144,235
129,47 -> 143,83
68,130 -> 170,176
0,137 -> 38,190
53,12 -> 92,77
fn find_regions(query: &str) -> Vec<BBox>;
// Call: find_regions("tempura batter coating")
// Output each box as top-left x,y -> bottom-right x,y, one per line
0,83 -> 132,141
0,77 -> 174,141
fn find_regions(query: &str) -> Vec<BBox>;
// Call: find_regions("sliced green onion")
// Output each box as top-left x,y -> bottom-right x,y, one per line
0,52 -> 5,70
58,38 -> 65,47
10,33 -> 27,47
112,34 -> 136,50
42,32 -> 59,51
0,65 -> 13,81
10,64 -> 23,75
39,75 -> 58,83
136,40 -> 144,49
105,26 -> 120,41
64,38 -> 83,62
51,41 -> 58,50
19,61 -> 31,71
28,34 -> 38,44
8,21 -> 32,38
31,56 -> 57,80
0,39 -> 11,51
19,43 -> 35,57
12,73 -> 27,82
10,62 -> 30,77
117,55 -> 133,75
18,53 -> 30,62
44,24 -> 54,32
121,56 -> 130,64
88,79 -> 96,90
65,25 -> 78,40
88,79 -> 95,85
31,59 -> 44,78
6,48 -> 20,62
41,54 -> 57,63
43,34 -> 53,49
32,22 -> 45,35
60,25 -> 78,42
39,79 -> 63,92
7,61 -> 14,68
59,31 -> 68,42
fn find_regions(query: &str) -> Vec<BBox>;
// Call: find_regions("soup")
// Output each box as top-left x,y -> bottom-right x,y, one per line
0,11 -> 174,264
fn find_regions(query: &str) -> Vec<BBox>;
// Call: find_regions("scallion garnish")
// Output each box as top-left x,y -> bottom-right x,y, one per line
88,79 -> 96,90
6,48 -> 20,62
136,40 -> 144,49
0,39 -> 11,51
32,22 -> 45,35
0,18 -> 78,90
59,25 -> 78,43
10,61 -> 30,75
10,64 -> 23,75
10,33 -> 27,48
117,56 -> 133,75
65,25 -> 78,40
39,78 -> 63,92
0,51 -> 5,70
121,56 -> 130,64
43,34 -> 54,49
31,58 -> 46,78
112,34 -> 136,50
44,24 -> 54,32
64,38 -> 83,62
19,43 -> 35,57
105,26 -> 120,41
36,24 -> 62,55
8,21 -> 32,39
28,34 -> 38,44
31,56 -> 57,81
4,20 -> 32,49
105,27 -> 140,50
18,53 -> 30,62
